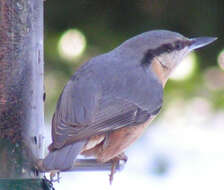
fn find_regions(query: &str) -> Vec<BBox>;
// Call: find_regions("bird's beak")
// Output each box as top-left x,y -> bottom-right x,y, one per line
189,37 -> 217,51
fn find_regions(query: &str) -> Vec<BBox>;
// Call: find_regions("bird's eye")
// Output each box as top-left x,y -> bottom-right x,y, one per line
175,42 -> 183,50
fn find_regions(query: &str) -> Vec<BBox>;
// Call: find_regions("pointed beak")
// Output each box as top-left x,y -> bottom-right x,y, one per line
189,37 -> 217,51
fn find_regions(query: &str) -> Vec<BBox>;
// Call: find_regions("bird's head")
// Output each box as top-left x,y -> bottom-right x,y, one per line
118,30 -> 217,85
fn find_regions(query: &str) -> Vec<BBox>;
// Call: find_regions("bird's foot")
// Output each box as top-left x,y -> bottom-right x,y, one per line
109,153 -> 128,185
36,159 -> 61,183
50,170 -> 61,183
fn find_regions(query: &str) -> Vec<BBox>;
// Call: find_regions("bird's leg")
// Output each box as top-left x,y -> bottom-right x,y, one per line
36,159 -> 61,183
109,152 -> 128,184
50,170 -> 61,183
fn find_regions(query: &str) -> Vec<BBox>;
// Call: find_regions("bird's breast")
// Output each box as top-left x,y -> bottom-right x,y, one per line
150,58 -> 167,87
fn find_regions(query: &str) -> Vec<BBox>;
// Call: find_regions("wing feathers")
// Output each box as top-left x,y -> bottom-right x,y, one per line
51,59 -> 163,149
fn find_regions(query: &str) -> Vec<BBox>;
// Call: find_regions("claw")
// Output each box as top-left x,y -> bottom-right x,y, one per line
109,153 -> 128,184
50,170 -> 61,183
36,159 -> 61,183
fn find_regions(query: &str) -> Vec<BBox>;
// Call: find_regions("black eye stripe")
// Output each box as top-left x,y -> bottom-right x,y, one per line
174,40 -> 190,50
175,42 -> 183,50
163,44 -> 173,52
141,51 -> 154,66
141,40 -> 191,66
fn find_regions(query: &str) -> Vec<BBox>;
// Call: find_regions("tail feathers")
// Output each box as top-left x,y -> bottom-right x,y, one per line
43,140 -> 86,171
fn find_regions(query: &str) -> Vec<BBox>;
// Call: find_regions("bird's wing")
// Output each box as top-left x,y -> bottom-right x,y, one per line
71,97 -> 161,137
51,59 -> 163,149
53,96 -> 161,149
51,73 -> 101,149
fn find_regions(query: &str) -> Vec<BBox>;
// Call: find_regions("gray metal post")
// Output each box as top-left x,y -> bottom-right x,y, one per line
0,0 -> 47,189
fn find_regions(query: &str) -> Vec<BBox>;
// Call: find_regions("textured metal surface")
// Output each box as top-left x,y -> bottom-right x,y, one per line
0,0 -> 44,179
40,159 -> 126,172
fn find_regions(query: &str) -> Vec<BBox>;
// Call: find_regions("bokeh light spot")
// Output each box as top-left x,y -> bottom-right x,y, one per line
58,29 -> 86,60
217,49 -> 224,70
170,53 -> 197,81
203,67 -> 224,91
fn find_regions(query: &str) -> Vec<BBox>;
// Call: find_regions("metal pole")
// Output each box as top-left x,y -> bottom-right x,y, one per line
0,0 -> 46,189
66,159 -> 126,172
39,159 -> 126,172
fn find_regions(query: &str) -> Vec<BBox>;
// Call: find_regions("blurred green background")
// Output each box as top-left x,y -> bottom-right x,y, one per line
44,0 -> 224,119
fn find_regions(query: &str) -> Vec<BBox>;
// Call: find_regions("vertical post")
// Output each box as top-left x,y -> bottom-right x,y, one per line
0,0 -> 47,189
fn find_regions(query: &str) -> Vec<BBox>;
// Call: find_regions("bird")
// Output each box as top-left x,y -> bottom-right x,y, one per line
39,30 -> 216,183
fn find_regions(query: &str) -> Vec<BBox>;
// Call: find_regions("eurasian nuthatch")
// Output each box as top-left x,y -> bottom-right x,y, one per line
41,30 -> 217,182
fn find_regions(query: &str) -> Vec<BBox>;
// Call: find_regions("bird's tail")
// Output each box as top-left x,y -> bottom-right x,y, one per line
42,140 -> 86,171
